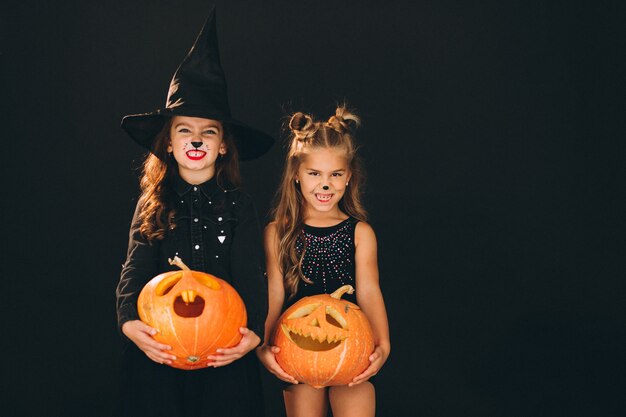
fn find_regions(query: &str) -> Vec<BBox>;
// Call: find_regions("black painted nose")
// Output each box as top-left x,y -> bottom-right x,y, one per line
322,185 -> 329,190
191,141 -> 203,149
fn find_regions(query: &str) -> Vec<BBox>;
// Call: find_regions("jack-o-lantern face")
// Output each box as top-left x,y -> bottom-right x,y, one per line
273,285 -> 374,387
153,267 -> 220,320
138,257 -> 247,370
281,302 -> 350,351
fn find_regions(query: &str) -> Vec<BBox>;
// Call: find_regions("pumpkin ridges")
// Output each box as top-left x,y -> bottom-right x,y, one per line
321,341 -> 349,387
164,304 -> 192,358
138,261 -> 247,370
219,294 -> 247,347
204,296 -> 229,353
192,312 -> 200,357
273,290 -> 374,387
205,287 -> 243,351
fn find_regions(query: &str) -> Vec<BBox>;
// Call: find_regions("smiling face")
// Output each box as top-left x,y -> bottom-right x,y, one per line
167,116 -> 226,184
296,147 -> 351,219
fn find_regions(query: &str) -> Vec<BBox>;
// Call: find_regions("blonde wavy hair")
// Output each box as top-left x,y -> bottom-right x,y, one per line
270,105 -> 368,297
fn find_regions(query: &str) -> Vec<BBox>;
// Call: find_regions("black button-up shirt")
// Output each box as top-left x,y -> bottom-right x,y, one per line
116,175 -> 267,341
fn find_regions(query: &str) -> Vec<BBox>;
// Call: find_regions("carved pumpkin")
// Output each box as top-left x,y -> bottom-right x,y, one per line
138,256 -> 246,370
273,285 -> 374,387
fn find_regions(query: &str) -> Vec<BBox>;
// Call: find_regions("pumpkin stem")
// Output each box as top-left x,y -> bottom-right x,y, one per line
168,256 -> 190,271
330,285 -> 355,300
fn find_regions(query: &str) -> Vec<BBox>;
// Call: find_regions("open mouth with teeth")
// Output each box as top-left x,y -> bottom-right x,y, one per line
186,150 -> 207,160
315,193 -> 333,203
280,302 -> 349,351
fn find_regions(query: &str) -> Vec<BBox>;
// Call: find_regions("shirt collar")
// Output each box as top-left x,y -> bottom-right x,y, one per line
172,174 -> 220,198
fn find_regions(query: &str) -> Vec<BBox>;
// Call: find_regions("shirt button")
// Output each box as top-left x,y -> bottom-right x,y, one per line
208,201 -> 212,204
218,216 -> 223,221
194,218 -> 199,222
215,255 -> 219,258
193,186 -> 198,191
194,245 -> 200,250
220,230 -> 224,233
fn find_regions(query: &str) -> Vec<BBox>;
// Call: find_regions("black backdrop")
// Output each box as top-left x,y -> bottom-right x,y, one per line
3,1 -> 624,416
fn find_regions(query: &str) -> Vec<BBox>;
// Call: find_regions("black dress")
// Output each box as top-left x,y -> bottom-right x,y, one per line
288,217 -> 359,307
116,175 -> 267,417
277,217 -> 371,391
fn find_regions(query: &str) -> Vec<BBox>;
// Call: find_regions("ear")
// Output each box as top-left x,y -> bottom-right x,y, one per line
345,171 -> 352,185
219,143 -> 227,154
167,143 -> 173,153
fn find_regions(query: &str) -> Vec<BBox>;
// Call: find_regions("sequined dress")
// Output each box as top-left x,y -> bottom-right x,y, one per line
288,217 -> 359,307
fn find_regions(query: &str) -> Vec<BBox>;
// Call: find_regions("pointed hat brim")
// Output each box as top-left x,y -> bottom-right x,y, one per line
121,109 -> 274,161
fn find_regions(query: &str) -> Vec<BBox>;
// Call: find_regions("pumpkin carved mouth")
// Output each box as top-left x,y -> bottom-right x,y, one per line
174,294 -> 205,317
280,302 -> 349,351
281,327 -> 343,351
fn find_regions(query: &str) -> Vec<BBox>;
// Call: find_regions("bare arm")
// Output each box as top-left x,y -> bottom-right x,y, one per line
255,222 -> 298,383
351,221 -> 391,386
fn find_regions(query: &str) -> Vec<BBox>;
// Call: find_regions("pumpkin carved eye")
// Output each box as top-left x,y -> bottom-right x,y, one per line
325,307 -> 347,329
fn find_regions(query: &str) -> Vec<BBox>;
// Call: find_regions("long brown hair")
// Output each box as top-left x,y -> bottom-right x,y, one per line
138,117 -> 241,241
270,105 -> 368,297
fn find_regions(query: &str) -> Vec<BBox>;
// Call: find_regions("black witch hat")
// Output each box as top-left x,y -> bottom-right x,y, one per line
121,6 -> 273,160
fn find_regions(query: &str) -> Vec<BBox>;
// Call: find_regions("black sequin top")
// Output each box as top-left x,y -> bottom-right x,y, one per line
288,217 -> 358,307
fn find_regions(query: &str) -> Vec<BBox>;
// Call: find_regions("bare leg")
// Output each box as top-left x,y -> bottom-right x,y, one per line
328,382 -> 375,417
284,384 -> 329,417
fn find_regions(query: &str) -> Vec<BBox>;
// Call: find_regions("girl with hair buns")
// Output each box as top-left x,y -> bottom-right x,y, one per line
257,105 -> 390,417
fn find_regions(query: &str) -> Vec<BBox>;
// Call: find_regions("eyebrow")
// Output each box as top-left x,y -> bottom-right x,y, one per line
304,168 -> 346,172
173,123 -> 221,131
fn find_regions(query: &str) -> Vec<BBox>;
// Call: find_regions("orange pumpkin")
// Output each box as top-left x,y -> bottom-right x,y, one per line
273,285 -> 374,387
138,256 -> 247,370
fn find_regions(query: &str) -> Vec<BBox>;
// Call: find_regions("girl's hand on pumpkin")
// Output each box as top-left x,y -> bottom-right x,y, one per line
122,320 -> 176,365
255,344 -> 299,384
348,345 -> 390,387
207,327 -> 261,367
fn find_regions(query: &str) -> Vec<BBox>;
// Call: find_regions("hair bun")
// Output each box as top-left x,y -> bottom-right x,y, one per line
327,106 -> 360,133
289,112 -> 315,140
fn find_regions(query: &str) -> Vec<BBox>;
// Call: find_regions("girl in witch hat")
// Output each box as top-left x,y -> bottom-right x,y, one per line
257,106 -> 390,417
116,6 -> 272,417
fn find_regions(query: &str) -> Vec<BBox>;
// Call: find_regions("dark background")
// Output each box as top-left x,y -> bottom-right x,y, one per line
3,1 -> 624,416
